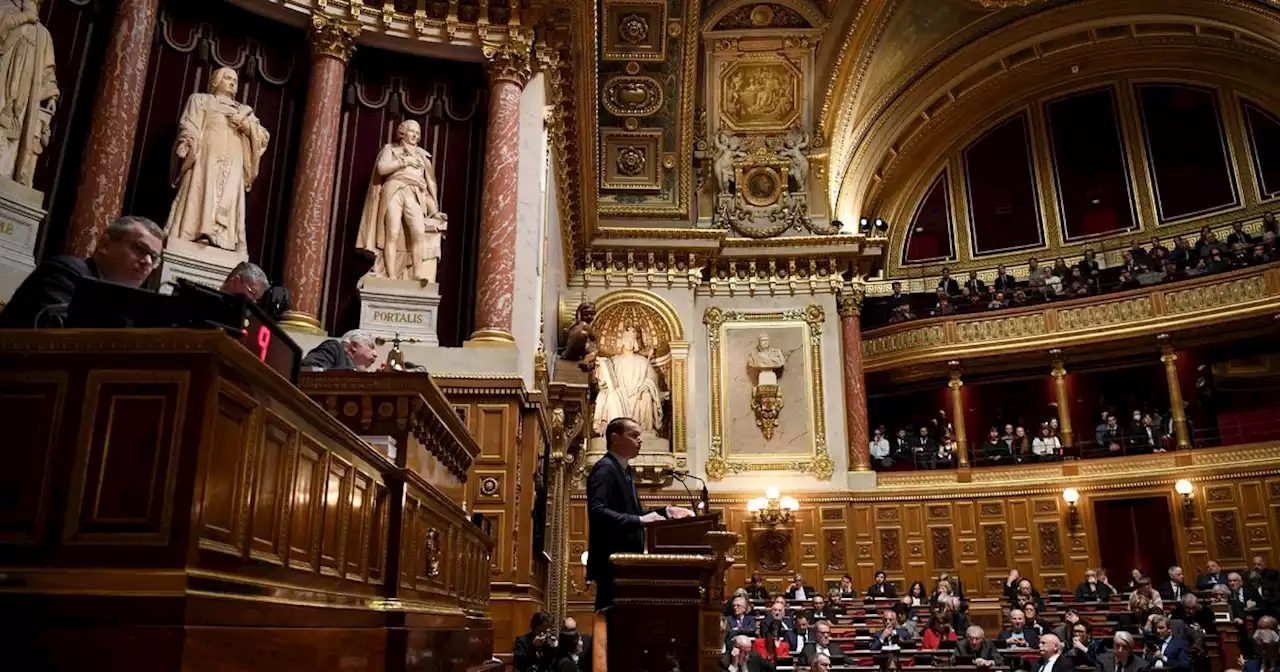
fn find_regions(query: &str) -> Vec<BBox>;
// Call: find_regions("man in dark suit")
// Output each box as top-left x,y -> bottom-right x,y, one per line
721,635 -> 775,672
1196,560 -> 1225,590
1075,568 -> 1113,602
301,329 -> 379,371
937,267 -> 960,297
867,570 -> 897,600
998,609 -> 1040,649
784,572 -> 817,601
1145,616 -> 1191,672
957,625 -> 1003,668
1158,566 -> 1191,602
806,594 -> 837,622
993,264 -> 1017,293
564,616 -> 591,672
1098,632 -> 1150,672
764,601 -> 798,649
798,620 -> 847,666
725,596 -> 756,647
1036,634 -> 1076,672
963,270 -> 987,297
586,417 -> 694,612
0,215 -> 163,328
1229,572 -> 1264,621
513,611 -> 555,672
870,607 -> 913,651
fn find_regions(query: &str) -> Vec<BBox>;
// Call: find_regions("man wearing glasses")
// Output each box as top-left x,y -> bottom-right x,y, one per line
0,215 -> 163,328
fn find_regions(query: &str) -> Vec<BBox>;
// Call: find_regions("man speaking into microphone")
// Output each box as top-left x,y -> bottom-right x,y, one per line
587,417 -> 695,613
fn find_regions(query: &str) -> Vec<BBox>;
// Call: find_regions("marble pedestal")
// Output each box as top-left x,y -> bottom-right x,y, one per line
159,238 -> 245,289
0,179 -> 46,303
358,276 -> 441,345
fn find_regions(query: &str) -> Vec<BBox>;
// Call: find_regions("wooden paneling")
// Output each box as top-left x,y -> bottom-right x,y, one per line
288,439 -> 325,572
0,373 -> 65,544
249,412 -> 296,565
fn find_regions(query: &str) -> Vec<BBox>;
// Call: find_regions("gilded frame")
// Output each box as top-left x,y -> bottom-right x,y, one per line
702,305 -> 832,481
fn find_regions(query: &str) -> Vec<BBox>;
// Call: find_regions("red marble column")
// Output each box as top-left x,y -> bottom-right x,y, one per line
65,0 -> 160,257
278,16 -> 361,333
839,286 -> 870,472
469,41 -> 531,345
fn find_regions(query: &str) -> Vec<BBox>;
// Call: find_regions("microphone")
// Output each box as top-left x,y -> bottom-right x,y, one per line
670,469 -> 699,515
671,469 -> 710,514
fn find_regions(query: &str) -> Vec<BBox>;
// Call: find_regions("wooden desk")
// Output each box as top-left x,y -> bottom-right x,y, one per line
0,329 -> 493,671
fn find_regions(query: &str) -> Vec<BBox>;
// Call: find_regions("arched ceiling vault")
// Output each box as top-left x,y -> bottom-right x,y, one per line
820,0 -> 1280,237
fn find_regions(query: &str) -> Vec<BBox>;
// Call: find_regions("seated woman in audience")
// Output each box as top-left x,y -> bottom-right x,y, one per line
1206,247 -> 1230,274
1252,244 -> 1271,266
1074,568 -> 1114,602
1052,257 -> 1071,279
1066,267 -> 1091,297
932,579 -> 956,606
988,292 -> 1008,310
1022,602 -> 1052,638
877,653 -> 903,672
981,426 -> 1013,464
895,600 -> 919,638
936,430 -> 956,468
1124,568 -> 1146,593
1011,289 -> 1030,307
1012,426 -> 1032,461
1032,423 -> 1062,461
1128,577 -> 1164,625
752,618 -> 791,664
921,611 -> 957,650
906,581 -> 927,608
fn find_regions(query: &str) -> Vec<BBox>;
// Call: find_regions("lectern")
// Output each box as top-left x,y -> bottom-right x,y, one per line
606,513 -> 737,672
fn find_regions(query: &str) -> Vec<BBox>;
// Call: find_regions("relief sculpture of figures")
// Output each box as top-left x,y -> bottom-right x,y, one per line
356,119 -> 448,283
165,66 -> 270,254
713,130 -> 744,194
592,326 -> 668,437
779,128 -> 809,192
0,0 -> 57,188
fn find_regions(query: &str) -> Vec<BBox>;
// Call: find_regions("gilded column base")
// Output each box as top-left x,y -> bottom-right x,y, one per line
279,311 -> 325,335
465,329 -> 517,346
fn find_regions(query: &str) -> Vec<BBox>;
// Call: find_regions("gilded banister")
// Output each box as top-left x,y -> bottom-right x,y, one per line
546,381 -> 589,632
863,264 -> 1280,372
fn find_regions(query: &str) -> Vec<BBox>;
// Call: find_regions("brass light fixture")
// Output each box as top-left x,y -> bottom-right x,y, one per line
1176,479 -> 1195,523
1063,488 -> 1081,529
748,487 -> 799,526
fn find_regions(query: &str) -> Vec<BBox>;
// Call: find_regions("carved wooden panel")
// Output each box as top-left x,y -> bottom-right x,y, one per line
930,527 -> 954,569
928,504 -> 951,521
825,529 -> 847,571
0,373 -> 65,544
345,469 -> 374,581
1212,509 -> 1244,560
754,528 -> 792,572
368,481 -> 390,585
66,372 -> 189,546
1038,522 -> 1064,568
287,439 -> 326,571
1206,486 -> 1235,504
983,524 -> 1007,567
1033,499 -> 1058,516
876,507 -> 900,523
248,411 -> 297,565
200,383 -> 255,555
476,405 -> 511,461
880,528 -> 902,571
822,507 -> 845,522
400,495 -> 420,589
980,502 -> 1003,518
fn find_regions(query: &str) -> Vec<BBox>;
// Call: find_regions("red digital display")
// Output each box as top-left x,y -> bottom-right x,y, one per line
236,311 -> 299,383
256,325 -> 271,361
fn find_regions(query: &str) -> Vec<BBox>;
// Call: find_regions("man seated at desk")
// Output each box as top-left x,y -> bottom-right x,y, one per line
301,329 -> 379,371
958,625 -> 1004,668
220,261 -> 269,302
999,608 -> 1040,649
798,620 -> 846,666
0,215 -> 163,328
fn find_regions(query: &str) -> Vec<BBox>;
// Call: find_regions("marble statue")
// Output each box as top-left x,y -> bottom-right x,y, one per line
778,128 -> 809,192
165,66 -> 270,254
746,333 -> 785,386
712,130 -> 744,194
357,119 -> 448,282
562,300 -> 598,369
0,0 -> 58,188
592,326 -> 667,437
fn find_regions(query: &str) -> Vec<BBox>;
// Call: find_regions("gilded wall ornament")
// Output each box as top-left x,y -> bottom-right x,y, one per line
425,527 -> 442,578
618,13 -> 650,44
721,61 -> 800,130
615,146 -> 647,177
602,76 -> 664,117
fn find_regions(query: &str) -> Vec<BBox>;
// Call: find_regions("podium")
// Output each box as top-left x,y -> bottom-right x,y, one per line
606,513 -> 737,672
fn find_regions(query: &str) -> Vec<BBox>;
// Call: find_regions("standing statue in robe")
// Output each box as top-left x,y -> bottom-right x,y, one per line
356,119 -> 448,282
165,66 -> 270,254
0,0 -> 58,188
592,326 -> 668,437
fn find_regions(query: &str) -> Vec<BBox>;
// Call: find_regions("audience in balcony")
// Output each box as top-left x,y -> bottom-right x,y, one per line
871,428 -> 891,468
938,268 -> 961,297
965,270 -> 987,296
1076,568 -> 1115,602
867,570 -> 897,600
1033,424 -> 1063,460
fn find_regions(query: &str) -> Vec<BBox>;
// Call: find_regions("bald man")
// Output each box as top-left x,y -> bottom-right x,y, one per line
1038,634 -> 1075,672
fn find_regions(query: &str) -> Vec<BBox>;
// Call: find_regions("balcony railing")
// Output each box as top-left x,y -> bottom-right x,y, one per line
862,263 -> 1280,372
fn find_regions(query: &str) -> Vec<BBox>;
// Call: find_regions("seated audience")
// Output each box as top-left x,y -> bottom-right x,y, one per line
562,616 -> 590,672
1119,269 -> 1142,290
1032,424 -> 1062,460
1228,572 -> 1260,622
888,281 -> 908,306
1159,566 -> 1191,602
811,653 -> 832,672
999,608 -> 1040,649
912,426 -> 937,465
839,574 -> 858,599
784,572 -> 816,601
921,611 -> 957,649
799,620 -> 847,666
1101,415 -> 1124,453
867,570 -> 897,599
1076,568 -> 1114,602
988,291 -> 1008,309
764,600 -> 798,649
0,215 -> 164,329
871,607 -> 913,650
896,600 -> 920,639
1171,592 -> 1216,636
958,625 -> 1003,668
725,596 -> 756,646
723,635 -> 775,672
964,270 -> 986,296
301,329 -> 379,371
931,290 -> 954,317
981,426 -> 1014,463
1098,631 -> 1150,672
513,611 -> 555,672
906,581 -> 927,608
549,629 -> 583,672
939,572 -> 967,600
745,572 -> 769,601
752,618 -> 791,664
1064,618 -> 1100,667
806,594 -> 836,622
932,578 -> 956,606
1229,222 -> 1255,247
1012,288 -> 1030,307
938,267 -> 960,297
1023,602 -> 1051,638
1014,578 -> 1045,612
1146,615 -> 1191,672
870,428 -> 892,468
1129,578 -> 1164,624
1245,629 -> 1280,672
793,614 -> 812,650
1002,569 -> 1025,603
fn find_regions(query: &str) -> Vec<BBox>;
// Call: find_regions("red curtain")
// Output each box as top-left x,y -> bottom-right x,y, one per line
1093,498 -> 1178,578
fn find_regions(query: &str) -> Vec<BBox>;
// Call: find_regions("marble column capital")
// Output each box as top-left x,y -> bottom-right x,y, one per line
311,14 -> 362,62
482,36 -> 533,88
837,287 -> 865,318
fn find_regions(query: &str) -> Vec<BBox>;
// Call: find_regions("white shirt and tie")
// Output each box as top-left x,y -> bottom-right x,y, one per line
794,586 -> 807,600
1154,637 -> 1172,668
1039,653 -> 1060,672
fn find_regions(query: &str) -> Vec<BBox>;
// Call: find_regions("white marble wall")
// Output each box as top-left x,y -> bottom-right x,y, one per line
540,153 -> 566,378
510,72 -> 549,390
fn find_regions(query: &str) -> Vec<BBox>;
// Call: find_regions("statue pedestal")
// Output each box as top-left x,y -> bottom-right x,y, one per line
159,238 -> 245,289
357,276 -> 441,345
0,179 -> 45,303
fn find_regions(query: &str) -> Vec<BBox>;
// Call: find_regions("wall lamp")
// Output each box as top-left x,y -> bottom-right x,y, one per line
748,487 -> 798,526
1063,488 -> 1081,529
1175,479 -> 1195,523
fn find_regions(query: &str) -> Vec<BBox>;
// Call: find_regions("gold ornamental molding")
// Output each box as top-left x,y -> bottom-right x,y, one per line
225,0 -> 537,58
862,264 -> 1280,372
311,14 -> 362,61
483,32 -> 534,86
